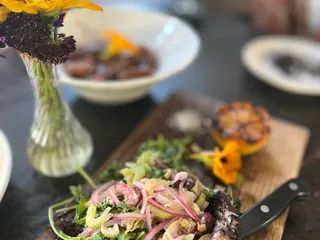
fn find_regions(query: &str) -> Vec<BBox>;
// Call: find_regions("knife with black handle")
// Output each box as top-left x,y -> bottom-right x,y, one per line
237,178 -> 311,240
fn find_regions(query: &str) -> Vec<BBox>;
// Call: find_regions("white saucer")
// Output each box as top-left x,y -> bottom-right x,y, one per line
0,130 -> 12,202
241,36 -> 320,95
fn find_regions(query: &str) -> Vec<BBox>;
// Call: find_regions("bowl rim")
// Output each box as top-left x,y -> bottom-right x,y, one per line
58,8 -> 201,89
0,130 -> 12,202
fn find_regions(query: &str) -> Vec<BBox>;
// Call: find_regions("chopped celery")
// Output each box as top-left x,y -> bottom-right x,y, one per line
195,192 -> 206,209
121,150 -> 158,186
101,223 -> 120,238
136,150 -> 158,167
86,205 -> 112,229
120,168 -> 135,186
149,205 -> 173,220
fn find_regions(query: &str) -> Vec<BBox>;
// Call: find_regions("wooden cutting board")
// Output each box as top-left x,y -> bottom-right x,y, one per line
37,92 -> 310,240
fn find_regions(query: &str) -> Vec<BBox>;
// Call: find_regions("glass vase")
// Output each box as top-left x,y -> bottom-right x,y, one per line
21,55 -> 93,177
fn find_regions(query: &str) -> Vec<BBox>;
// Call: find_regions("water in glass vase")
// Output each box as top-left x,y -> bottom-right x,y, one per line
21,55 -> 93,177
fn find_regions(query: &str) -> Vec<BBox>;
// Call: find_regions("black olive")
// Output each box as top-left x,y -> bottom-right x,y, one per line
200,212 -> 214,232
173,180 -> 182,189
185,176 -> 196,190
172,175 -> 196,190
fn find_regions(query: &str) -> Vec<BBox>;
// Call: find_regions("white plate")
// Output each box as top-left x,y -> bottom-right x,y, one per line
0,130 -> 12,201
241,36 -> 320,95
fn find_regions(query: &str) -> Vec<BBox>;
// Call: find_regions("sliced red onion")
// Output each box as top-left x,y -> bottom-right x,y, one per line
148,199 -> 188,217
145,220 -> 170,240
105,183 -> 141,207
167,187 -> 200,222
103,219 -> 122,228
112,213 -> 147,220
155,193 -> 171,205
160,217 -> 182,240
155,193 -> 183,211
172,172 -> 188,184
86,181 -> 115,206
106,187 -> 121,204
181,189 -> 197,202
78,227 -> 94,237
133,181 -> 145,189
146,206 -> 152,231
141,189 -> 148,214
153,189 -> 166,194
118,182 -> 136,195
124,195 -> 140,207
117,182 -> 141,207
92,228 -> 101,236
178,180 -> 187,199
130,187 -> 142,207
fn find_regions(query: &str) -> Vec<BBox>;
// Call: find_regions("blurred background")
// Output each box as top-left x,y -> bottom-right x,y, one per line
1,0 -> 320,176
1,0 -> 320,239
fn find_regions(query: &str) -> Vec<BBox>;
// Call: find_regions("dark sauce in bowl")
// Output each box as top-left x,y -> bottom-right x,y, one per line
271,54 -> 320,77
64,42 -> 158,81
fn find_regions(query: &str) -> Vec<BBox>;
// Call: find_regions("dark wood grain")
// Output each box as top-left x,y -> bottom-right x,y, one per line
1,1 -> 320,240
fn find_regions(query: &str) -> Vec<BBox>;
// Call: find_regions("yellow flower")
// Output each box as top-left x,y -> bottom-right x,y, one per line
0,0 -> 102,22
189,141 -> 242,185
25,0 -> 103,13
0,0 -> 37,22
102,30 -> 139,56
0,6 -> 9,22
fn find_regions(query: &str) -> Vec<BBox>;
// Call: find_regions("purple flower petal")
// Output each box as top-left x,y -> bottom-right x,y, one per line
54,13 -> 66,28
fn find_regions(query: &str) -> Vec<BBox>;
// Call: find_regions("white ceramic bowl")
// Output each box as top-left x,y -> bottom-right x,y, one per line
0,130 -> 12,202
242,36 -> 320,95
58,8 -> 201,104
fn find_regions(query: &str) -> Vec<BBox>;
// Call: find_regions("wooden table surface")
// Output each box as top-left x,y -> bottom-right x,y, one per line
0,1 -> 319,239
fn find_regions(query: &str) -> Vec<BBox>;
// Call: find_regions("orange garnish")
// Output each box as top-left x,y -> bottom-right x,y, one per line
212,141 -> 242,185
190,141 -> 242,185
102,30 -> 139,56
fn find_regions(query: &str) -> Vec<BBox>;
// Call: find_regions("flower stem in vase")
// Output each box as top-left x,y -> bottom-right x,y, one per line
0,0 -> 103,177
22,56 -> 93,177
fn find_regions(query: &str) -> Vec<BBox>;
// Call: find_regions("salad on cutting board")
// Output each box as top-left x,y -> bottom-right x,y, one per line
48,102 -> 275,240
49,136 -> 242,240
